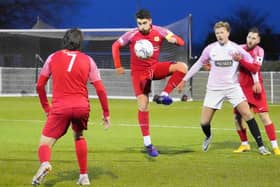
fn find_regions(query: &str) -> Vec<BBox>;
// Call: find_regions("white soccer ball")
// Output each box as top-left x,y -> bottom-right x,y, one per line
134,39 -> 154,59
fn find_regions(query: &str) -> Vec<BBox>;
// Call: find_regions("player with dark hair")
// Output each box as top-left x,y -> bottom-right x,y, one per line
232,27 -> 280,155
112,9 -> 188,157
177,21 -> 270,155
32,28 -> 110,186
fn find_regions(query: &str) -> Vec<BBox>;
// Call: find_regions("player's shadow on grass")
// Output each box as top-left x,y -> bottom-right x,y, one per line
157,145 -> 195,155
140,145 -> 195,155
210,140 -> 238,150
44,166 -> 118,187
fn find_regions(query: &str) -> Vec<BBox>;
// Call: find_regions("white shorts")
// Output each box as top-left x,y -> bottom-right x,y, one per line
203,86 -> 246,109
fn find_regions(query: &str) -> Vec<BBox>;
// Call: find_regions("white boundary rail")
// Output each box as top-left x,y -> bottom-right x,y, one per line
0,67 -> 280,103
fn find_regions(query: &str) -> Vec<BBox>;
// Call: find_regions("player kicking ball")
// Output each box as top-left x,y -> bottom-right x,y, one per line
112,9 -> 187,157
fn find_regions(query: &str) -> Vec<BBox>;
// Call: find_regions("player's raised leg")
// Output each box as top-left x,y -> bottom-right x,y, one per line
137,94 -> 159,157
153,62 -> 187,105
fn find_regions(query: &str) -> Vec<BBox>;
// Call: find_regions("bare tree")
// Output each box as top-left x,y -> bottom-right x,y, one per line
202,6 -> 279,60
228,7 -> 270,44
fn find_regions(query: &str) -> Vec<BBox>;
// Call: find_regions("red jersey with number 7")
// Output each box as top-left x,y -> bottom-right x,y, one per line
38,49 -> 101,112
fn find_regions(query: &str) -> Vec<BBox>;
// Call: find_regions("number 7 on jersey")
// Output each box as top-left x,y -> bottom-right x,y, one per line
67,53 -> 77,72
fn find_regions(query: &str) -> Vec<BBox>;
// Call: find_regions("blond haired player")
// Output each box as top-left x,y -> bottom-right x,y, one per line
177,21 -> 270,155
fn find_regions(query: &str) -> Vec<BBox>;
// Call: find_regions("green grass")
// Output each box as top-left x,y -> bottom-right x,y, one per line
0,97 -> 280,187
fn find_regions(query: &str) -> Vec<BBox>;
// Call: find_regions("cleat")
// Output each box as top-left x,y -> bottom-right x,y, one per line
32,162 -> 52,186
153,94 -> 173,105
273,147 -> 280,155
152,94 -> 161,103
202,135 -> 212,152
77,174 -> 90,186
145,144 -> 159,157
233,144 -> 251,153
258,146 -> 271,156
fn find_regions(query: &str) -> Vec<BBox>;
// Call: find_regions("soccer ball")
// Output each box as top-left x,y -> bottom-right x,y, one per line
134,39 -> 154,59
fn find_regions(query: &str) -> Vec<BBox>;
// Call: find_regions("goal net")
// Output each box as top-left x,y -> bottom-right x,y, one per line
0,15 -> 191,100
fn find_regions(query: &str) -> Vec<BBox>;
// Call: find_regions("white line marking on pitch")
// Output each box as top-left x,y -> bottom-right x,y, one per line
1,118 -> 279,133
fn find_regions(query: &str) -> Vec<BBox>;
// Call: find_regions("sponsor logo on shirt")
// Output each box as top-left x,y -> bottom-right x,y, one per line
214,60 -> 233,67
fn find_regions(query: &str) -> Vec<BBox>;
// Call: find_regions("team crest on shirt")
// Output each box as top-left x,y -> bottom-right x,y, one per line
154,36 -> 160,42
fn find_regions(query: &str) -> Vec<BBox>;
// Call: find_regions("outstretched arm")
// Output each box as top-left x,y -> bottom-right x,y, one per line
92,80 -> 110,129
112,41 -> 125,74
177,46 -> 210,92
183,60 -> 203,82
177,60 -> 203,92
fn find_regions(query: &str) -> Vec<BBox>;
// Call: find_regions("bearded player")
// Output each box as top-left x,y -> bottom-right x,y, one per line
177,22 -> 270,155
232,27 -> 280,155
112,9 -> 187,157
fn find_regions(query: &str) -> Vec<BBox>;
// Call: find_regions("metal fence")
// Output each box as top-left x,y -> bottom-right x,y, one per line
1,67 -> 280,103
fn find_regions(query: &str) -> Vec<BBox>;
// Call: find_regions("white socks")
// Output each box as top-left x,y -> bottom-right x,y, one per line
143,136 -> 151,146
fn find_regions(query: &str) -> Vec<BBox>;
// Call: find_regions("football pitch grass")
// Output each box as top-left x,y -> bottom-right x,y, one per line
0,97 -> 280,187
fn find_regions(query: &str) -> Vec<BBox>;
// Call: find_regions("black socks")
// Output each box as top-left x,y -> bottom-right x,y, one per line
246,118 -> 263,147
201,123 -> 211,138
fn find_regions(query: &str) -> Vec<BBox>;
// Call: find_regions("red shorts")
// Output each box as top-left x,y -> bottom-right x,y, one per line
240,83 -> 268,113
42,107 -> 90,139
131,62 -> 173,96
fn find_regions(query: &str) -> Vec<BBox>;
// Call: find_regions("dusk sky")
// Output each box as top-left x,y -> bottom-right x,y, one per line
56,0 -> 280,43
1,0 -> 278,44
